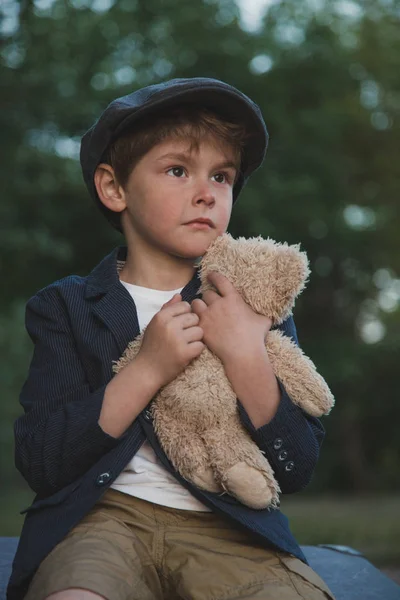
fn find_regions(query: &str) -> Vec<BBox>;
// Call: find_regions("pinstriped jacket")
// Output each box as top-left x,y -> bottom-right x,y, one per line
7,246 -> 325,600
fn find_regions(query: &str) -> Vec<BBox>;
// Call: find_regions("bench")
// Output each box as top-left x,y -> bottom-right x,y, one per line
1,538 -> 399,599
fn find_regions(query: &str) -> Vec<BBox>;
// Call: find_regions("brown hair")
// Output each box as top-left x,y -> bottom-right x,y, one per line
102,104 -> 249,188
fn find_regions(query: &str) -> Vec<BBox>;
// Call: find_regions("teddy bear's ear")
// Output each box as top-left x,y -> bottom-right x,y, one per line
267,243 -> 311,323
198,234 -> 310,324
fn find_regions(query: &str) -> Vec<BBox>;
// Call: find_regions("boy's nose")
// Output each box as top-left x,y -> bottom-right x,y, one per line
192,182 -> 215,206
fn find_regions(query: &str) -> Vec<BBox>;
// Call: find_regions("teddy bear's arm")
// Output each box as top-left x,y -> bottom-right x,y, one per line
266,330 -> 334,417
236,315 -> 326,494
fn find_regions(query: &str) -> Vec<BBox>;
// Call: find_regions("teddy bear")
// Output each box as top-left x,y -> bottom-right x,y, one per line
113,233 -> 334,510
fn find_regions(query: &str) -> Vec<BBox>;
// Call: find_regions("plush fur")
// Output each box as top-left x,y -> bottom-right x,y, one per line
113,233 -> 334,509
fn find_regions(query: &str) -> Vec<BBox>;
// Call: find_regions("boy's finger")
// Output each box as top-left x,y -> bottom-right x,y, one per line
191,299 -> 207,315
162,293 -> 181,307
207,271 -> 234,296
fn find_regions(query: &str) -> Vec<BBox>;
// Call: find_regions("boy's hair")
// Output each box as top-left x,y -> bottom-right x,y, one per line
102,104 -> 249,190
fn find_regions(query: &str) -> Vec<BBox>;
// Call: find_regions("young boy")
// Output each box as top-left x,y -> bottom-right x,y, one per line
8,77 -> 335,600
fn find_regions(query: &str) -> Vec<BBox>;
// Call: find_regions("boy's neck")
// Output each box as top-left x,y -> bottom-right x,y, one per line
119,247 -> 198,291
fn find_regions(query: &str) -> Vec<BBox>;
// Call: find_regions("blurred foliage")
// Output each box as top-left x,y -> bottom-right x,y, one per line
1,0 -> 399,513
281,493 -> 400,566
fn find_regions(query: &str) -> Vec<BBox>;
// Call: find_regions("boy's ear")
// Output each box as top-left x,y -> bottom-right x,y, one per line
94,163 -> 126,214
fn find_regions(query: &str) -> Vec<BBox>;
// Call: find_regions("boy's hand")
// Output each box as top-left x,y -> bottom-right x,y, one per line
191,271 -> 272,365
137,294 -> 205,389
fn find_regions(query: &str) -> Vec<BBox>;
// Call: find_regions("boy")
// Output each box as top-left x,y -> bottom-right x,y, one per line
8,77 -> 335,600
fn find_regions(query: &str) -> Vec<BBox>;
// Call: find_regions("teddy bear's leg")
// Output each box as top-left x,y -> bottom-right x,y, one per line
152,409 -> 223,493
201,417 -> 280,509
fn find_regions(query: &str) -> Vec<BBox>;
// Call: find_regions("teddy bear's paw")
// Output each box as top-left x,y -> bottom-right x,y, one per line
222,462 -> 276,509
191,466 -> 223,493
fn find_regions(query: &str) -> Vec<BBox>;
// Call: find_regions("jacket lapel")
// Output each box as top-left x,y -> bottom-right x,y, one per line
85,246 -> 202,356
91,284 -> 140,355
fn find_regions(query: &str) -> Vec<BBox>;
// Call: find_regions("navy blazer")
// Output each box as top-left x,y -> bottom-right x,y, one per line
7,246 -> 325,600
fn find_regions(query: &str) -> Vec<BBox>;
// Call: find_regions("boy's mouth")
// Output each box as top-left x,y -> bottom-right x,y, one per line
185,218 -> 215,228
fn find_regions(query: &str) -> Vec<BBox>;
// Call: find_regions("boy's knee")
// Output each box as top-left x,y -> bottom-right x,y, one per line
46,589 -> 107,600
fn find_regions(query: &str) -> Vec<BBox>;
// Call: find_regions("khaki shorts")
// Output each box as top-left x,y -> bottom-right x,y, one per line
26,488 -> 335,600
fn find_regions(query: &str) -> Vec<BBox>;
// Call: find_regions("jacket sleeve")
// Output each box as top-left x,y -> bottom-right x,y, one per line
237,315 -> 325,494
14,289 -> 128,497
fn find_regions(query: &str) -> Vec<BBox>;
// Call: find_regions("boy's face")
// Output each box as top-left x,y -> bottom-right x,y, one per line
119,134 -> 238,262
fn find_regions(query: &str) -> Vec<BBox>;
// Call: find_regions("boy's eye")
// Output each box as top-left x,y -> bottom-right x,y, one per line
167,166 -> 186,178
213,172 -> 232,185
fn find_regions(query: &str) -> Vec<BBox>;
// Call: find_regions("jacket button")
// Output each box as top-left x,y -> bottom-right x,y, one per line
278,450 -> 288,461
285,461 -> 295,472
96,472 -> 111,486
273,438 -> 283,450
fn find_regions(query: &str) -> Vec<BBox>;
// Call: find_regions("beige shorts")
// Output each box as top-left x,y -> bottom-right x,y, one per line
25,488 -> 335,600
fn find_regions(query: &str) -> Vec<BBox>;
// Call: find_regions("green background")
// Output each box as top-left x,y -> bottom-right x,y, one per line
1,0 -> 399,569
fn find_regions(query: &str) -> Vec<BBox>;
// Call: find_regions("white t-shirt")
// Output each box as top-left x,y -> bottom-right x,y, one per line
110,279 -> 211,511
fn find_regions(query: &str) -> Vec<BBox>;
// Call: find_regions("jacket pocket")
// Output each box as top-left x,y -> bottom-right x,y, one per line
20,479 -> 81,514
